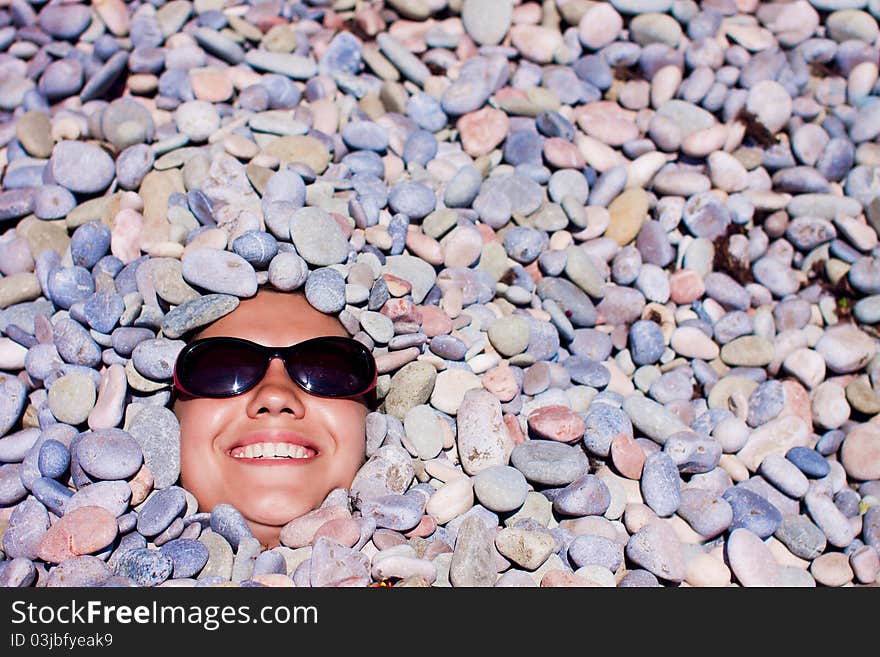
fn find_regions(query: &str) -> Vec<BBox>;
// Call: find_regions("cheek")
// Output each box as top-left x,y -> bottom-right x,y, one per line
174,400 -> 231,457
324,403 -> 368,464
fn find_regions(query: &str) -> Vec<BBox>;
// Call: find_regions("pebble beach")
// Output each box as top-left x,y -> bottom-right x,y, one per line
1,0 -> 880,588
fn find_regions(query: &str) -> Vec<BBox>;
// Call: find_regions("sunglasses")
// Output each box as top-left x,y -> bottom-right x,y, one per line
172,336 -> 378,401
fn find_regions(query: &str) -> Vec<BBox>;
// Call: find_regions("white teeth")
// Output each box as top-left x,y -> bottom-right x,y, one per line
231,442 -> 315,459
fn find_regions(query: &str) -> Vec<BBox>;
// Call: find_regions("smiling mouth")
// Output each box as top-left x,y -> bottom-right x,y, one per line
229,442 -> 318,460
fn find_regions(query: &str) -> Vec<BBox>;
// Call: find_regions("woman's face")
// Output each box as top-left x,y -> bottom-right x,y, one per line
171,289 -> 369,549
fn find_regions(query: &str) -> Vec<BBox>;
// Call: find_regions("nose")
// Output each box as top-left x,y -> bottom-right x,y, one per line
244,355 -> 307,416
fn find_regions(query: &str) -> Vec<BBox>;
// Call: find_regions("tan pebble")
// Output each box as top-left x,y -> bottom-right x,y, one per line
719,454 -> 750,481
849,545 -> 880,584
685,552 -> 731,587
405,231 -> 444,266
605,187 -> 649,246
509,24 -> 563,64
252,573 -> 294,587
578,3 -> 623,50
94,0 -> 130,36
681,124 -> 728,158
128,464 -> 154,506
383,273 -> 413,296
840,423 -> 880,481
811,552 -> 853,587
540,570 -> 596,587
52,117 -> 81,141
223,134 -> 259,160
426,477 -> 474,525
671,326 -> 719,360
310,98 -> 339,134
128,73 -> 158,95
365,225 -> 393,249
375,347 -> 421,374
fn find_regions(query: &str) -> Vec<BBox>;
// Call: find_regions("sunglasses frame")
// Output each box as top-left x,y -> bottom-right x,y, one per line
172,335 -> 378,401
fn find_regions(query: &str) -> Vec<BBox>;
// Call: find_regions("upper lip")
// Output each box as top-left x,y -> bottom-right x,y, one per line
227,430 -> 321,454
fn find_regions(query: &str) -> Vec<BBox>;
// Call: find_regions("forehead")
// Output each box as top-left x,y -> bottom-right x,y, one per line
194,290 -> 348,346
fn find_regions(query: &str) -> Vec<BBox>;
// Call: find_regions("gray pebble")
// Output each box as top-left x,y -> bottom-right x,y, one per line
641,451 -> 682,517
76,428 -> 143,481
114,548 -> 174,587
510,440 -> 588,486
723,486 -> 783,538
553,474 -> 611,517
209,503 -> 254,552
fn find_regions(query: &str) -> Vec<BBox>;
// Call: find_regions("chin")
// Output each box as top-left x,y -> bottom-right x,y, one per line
239,489 -> 320,528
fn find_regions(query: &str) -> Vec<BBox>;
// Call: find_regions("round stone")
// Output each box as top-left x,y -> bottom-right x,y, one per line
389,181 -> 436,220
304,267 -> 346,314
114,548 -> 174,586
473,465 -> 528,513
49,141 -> 115,194
47,373 -> 96,425
76,428 -> 144,481
840,423 -> 880,481
174,100 -> 220,142
289,207 -> 350,266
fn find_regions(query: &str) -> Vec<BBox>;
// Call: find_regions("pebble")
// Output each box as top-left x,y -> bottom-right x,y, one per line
510,440 -> 588,487
840,423 -> 880,481
553,474 -> 611,517
805,490 -> 856,549
723,487 -> 783,538
456,389 -> 511,475
726,528 -> 782,587
37,506 -> 117,564
114,548 -> 174,587
473,466 -> 528,513
641,452 -> 682,517
49,141 -> 115,194
625,520 -> 685,583
159,538 -> 209,579
76,429 -> 143,481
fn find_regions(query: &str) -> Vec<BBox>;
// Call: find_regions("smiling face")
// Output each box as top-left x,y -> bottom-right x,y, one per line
171,288 -> 370,549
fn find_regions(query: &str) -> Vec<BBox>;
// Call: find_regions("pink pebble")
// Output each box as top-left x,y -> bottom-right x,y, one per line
483,363 -> 520,403
611,432 -> 646,479
669,269 -> 705,304
457,107 -> 509,157
279,505 -> 351,549
418,304 -> 453,337
312,517 -> 361,548
543,138 -> 586,169
527,405 -> 586,443
404,515 -> 436,539
110,208 -> 144,264
37,506 -> 118,564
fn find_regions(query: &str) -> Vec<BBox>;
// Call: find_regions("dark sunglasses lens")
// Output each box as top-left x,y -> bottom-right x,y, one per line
289,338 -> 375,397
179,340 -> 266,397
